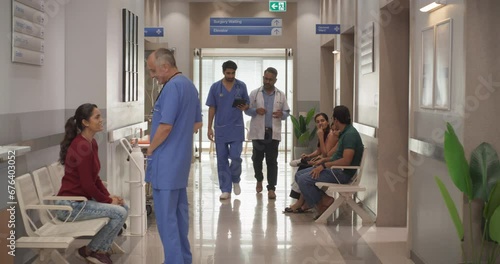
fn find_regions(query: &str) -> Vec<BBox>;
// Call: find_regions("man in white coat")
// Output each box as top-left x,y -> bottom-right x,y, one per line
245,67 -> 290,199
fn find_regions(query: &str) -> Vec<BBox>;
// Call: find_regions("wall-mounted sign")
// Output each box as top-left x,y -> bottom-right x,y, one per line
211,27 -> 282,36
210,17 -> 282,36
144,27 -> 164,37
269,1 -> 286,12
11,0 -> 46,66
315,24 -> 341,34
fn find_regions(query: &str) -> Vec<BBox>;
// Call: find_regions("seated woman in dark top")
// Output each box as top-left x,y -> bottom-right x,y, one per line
285,113 -> 339,213
55,103 -> 128,264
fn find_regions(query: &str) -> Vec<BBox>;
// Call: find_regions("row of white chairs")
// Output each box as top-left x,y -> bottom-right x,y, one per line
15,162 -> 123,264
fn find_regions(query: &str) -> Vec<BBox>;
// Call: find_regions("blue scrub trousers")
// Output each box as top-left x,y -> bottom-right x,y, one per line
153,188 -> 192,264
215,141 -> 243,193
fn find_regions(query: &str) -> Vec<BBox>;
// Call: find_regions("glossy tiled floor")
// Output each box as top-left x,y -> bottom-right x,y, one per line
66,152 -> 414,264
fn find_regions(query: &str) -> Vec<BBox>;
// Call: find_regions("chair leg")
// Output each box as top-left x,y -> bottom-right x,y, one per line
244,141 -> 248,154
344,197 -> 374,224
51,249 -> 70,264
315,196 -> 345,224
33,249 -> 53,264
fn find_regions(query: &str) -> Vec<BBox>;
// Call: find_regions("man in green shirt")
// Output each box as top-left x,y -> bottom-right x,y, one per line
295,105 -> 364,218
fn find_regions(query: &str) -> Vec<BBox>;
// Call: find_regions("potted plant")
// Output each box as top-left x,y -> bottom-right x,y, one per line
290,108 -> 317,159
435,123 -> 500,264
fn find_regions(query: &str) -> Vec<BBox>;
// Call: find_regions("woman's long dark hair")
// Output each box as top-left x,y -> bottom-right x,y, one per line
314,112 -> 330,147
59,103 -> 97,165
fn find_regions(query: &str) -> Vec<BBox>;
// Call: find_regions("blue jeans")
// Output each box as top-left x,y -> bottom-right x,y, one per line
55,200 -> 128,252
295,167 -> 351,208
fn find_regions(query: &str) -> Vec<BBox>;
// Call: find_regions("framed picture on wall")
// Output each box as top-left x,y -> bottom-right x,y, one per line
420,26 -> 434,109
419,19 -> 453,110
434,19 -> 452,110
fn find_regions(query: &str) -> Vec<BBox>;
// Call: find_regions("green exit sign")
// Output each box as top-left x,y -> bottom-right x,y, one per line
269,1 -> 286,12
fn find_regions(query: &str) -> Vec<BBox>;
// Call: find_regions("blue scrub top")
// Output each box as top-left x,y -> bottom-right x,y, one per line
206,79 -> 249,143
146,75 -> 202,190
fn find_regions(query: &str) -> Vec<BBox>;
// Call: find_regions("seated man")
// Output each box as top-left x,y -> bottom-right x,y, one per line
295,105 -> 364,218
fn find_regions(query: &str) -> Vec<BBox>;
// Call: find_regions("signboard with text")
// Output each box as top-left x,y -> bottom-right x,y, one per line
315,24 -> 341,34
144,27 -> 164,37
210,17 -> 282,36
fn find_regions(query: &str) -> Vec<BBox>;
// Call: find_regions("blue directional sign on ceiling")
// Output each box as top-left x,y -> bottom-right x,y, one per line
211,27 -> 282,36
144,27 -> 164,37
210,17 -> 282,36
315,24 -> 341,34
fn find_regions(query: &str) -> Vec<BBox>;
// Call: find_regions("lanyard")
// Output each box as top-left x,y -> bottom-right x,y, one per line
154,72 -> 182,105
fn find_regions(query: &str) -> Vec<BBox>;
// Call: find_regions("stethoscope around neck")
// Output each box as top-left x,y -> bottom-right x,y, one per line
253,86 -> 284,104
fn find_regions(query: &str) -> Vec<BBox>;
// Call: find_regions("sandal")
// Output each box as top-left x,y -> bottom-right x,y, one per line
293,208 -> 311,214
283,207 -> 295,213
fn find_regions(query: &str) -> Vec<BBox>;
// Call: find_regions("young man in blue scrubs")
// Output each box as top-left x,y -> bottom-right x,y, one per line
206,60 -> 250,200
146,48 -> 202,264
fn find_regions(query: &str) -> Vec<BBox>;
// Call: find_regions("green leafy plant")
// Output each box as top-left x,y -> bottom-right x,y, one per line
290,108 -> 317,147
435,123 -> 500,264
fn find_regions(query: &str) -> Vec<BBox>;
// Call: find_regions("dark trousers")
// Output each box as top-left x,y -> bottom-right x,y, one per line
252,138 -> 280,191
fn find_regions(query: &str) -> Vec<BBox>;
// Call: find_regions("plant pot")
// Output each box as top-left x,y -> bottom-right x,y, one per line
293,146 -> 309,160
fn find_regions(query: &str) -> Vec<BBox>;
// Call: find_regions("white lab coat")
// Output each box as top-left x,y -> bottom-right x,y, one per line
247,86 -> 289,141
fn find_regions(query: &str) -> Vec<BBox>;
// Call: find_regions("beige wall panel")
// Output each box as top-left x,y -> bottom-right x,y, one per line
189,3 -> 297,49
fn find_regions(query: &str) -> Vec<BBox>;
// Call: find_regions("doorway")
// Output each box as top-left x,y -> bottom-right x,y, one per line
192,48 -> 294,158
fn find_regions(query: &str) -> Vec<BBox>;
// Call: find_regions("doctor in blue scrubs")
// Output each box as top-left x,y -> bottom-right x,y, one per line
146,48 -> 202,264
206,60 -> 250,200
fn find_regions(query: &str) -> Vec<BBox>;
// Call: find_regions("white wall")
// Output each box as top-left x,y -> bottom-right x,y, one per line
356,1 -> 380,126
161,1 -> 190,76
0,1 -> 66,115
409,1 -> 466,263
106,0 -> 145,131
296,0 -> 321,102
412,0 -> 466,143
0,0 -> 67,172
65,0 -> 107,108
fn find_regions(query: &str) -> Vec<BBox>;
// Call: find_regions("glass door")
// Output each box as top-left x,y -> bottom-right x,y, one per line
192,48 -> 294,160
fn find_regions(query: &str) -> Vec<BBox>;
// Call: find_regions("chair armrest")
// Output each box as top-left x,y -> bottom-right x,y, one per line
330,165 -> 360,170
42,196 -> 88,201
25,204 -> 73,212
315,182 -> 366,192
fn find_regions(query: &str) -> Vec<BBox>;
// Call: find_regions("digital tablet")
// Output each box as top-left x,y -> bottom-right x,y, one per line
232,98 -> 247,107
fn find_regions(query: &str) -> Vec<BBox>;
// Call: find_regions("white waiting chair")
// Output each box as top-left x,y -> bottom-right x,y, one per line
31,167 -> 123,252
314,148 -> 375,224
47,162 -> 64,193
15,173 -> 109,264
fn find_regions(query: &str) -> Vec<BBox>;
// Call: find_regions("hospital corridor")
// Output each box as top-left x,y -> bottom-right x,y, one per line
1,0 -> 500,264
